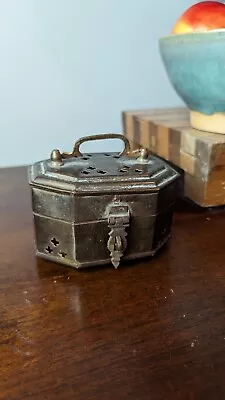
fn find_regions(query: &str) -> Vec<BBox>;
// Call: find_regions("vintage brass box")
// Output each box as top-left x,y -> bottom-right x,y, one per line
28,134 -> 180,269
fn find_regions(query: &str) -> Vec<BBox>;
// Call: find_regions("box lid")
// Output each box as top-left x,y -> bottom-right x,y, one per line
28,134 -> 180,195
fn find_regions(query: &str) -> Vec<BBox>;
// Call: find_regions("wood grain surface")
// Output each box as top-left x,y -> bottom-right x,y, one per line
122,107 -> 225,207
2,167 -> 225,399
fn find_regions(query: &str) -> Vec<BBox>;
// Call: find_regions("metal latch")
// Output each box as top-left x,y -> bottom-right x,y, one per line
107,203 -> 130,268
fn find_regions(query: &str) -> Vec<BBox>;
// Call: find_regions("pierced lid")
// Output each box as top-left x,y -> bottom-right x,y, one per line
28,133 -> 180,194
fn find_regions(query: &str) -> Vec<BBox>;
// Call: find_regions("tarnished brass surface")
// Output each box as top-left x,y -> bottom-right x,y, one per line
29,134 -> 180,269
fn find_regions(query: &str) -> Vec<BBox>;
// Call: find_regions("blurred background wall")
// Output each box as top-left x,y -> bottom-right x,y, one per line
0,0 -> 195,167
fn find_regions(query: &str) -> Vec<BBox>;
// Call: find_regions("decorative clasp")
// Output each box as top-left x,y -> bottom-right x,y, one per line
107,202 -> 130,268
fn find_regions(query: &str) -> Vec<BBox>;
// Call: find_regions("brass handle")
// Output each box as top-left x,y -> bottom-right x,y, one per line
61,133 -> 131,159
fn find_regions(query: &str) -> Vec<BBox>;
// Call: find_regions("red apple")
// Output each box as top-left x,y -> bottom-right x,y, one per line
172,1 -> 225,35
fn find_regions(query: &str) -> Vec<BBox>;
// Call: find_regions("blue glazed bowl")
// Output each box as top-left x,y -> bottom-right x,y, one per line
159,29 -> 225,133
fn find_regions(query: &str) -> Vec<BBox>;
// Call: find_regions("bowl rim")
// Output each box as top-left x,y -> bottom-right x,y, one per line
159,28 -> 225,42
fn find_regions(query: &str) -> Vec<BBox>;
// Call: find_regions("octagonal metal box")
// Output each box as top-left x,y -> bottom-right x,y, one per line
28,134 -> 180,269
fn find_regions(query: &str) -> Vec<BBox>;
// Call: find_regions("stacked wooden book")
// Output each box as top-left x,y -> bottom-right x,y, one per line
122,107 -> 225,207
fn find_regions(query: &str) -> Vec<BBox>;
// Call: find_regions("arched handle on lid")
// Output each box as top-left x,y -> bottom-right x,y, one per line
61,133 -> 131,159
50,133 -> 148,165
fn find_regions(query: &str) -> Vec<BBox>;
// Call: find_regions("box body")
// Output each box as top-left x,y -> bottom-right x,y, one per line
29,143 -> 180,269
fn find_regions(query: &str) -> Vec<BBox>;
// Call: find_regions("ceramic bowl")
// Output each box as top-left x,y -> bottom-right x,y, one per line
159,29 -> 225,134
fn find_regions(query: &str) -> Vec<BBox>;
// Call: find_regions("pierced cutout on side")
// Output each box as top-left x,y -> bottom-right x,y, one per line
135,169 -> 142,173
81,170 -> 90,174
120,165 -> 131,173
59,251 -> 67,258
51,237 -> 59,246
46,246 -> 53,254
97,170 -> 107,174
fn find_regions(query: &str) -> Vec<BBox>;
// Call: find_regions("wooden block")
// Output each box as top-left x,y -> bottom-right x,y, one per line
184,173 -> 206,206
122,107 -> 225,207
122,107 -> 187,144
123,109 -> 160,144
180,151 -> 195,176
157,125 -> 170,160
139,119 -> 151,149
184,171 -> 225,207
133,113 -> 190,164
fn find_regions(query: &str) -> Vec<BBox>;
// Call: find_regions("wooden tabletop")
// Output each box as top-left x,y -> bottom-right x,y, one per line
1,167 -> 225,400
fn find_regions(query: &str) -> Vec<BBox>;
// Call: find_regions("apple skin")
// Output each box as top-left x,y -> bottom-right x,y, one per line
172,1 -> 225,35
